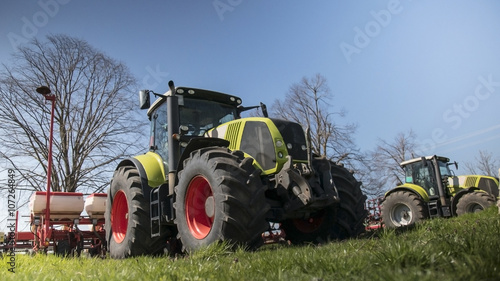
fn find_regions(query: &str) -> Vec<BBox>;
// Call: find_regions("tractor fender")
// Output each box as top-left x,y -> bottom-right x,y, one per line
384,184 -> 430,202
116,152 -> 166,198
450,187 -> 482,215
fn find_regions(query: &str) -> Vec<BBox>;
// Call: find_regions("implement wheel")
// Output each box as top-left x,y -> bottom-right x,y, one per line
55,240 -> 71,257
174,147 -> 269,252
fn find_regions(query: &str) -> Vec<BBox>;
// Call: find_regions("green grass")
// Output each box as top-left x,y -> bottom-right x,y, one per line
2,207 -> 500,281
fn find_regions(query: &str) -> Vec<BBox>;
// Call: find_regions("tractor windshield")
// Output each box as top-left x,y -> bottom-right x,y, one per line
148,97 -> 238,173
438,160 -> 453,177
180,98 -> 238,136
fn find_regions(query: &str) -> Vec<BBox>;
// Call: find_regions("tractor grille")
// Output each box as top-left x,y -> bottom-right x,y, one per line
225,122 -> 242,150
465,176 -> 478,188
271,119 -> 308,161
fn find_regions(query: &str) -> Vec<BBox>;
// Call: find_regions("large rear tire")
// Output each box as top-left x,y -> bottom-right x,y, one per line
105,166 -> 168,259
456,191 -> 495,215
381,190 -> 428,228
174,148 -> 269,253
281,161 -> 367,244
329,162 -> 367,239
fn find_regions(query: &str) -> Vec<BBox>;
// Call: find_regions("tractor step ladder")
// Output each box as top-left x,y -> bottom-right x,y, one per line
150,185 -> 175,238
150,188 -> 161,238
428,196 -> 440,218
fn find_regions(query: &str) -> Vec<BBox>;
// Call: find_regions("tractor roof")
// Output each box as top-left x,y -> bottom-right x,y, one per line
148,86 -> 242,116
400,155 -> 450,167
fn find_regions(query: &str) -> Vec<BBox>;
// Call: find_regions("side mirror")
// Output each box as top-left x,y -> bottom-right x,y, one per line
260,102 -> 268,117
139,90 -> 151,110
454,161 -> 458,170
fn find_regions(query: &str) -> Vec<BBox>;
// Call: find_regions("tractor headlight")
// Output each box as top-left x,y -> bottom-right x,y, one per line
276,140 -> 283,147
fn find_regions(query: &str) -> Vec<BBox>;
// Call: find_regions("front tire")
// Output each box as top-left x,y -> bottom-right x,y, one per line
456,191 -> 495,215
174,148 -> 269,253
105,166 -> 159,259
381,190 -> 428,228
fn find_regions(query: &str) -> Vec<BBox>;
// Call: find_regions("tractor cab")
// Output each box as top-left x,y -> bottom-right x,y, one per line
140,84 -> 242,175
401,156 -> 455,197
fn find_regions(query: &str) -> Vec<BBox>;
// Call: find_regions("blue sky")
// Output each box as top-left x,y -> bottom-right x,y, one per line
1,1 -> 500,228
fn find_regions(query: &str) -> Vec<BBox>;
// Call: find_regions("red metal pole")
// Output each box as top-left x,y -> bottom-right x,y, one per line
44,95 -> 56,247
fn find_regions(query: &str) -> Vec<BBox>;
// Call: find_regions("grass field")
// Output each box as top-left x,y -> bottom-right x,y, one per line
2,207 -> 500,281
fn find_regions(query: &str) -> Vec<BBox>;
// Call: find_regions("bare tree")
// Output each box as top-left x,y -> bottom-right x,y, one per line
360,130 -> 418,196
0,35 -> 144,193
464,150 -> 498,177
270,74 -> 358,163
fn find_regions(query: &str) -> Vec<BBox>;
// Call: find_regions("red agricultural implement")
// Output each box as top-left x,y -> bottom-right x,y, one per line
0,86 -> 107,256
1,192 -> 107,256
0,211 -> 34,252
365,197 -> 383,230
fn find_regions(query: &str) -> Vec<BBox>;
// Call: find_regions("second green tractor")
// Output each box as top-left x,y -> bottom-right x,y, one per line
381,155 -> 499,228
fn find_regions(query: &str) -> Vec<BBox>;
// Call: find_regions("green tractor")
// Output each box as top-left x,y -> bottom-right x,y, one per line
104,81 -> 367,258
381,155 -> 499,228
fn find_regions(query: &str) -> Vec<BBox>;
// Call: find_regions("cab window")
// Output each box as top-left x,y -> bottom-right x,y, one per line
151,104 -> 169,171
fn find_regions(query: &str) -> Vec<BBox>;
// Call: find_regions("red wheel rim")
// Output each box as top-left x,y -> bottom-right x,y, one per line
111,190 -> 128,243
185,175 -> 214,239
292,210 -> 326,233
